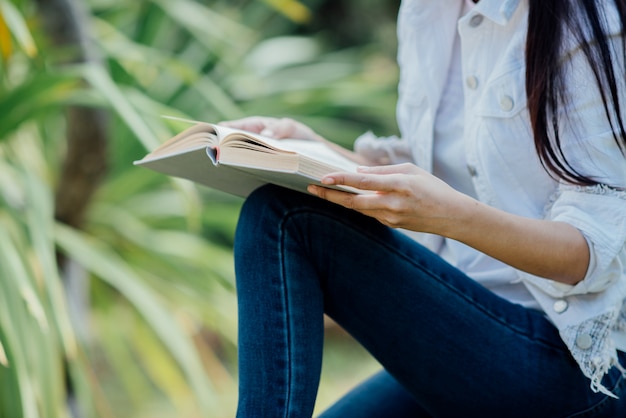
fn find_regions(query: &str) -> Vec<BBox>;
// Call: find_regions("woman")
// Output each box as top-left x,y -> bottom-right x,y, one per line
224,0 -> 626,416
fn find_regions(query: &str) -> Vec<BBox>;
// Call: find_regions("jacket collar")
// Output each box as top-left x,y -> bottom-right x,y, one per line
473,0 -> 521,26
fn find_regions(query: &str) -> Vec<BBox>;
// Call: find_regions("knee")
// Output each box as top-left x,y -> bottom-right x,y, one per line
235,185 -> 306,269
240,184 -> 312,221
236,185 -> 302,240
241,184 -> 280,215
239,185 -> 285,226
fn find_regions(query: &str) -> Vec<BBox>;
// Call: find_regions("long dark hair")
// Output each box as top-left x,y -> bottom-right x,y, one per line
526,0 -> 626,186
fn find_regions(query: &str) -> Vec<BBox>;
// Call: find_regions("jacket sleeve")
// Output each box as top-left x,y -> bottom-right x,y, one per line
353,131 -> 414,165
546,185 -> 626,295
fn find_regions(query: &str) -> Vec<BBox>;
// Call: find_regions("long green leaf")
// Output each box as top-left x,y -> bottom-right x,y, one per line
0,0 -> 37,57
81,63 -> 160,150
151,0 -> 256,52
21,166 -> 78,361
54,222 -> 217,412
0,71 -> 80,140
0,338 -> 7,367
0,216 -> 66,418
93,17 -> 244,120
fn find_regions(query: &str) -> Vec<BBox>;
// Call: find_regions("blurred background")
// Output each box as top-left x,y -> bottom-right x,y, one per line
0,0 -> 400,416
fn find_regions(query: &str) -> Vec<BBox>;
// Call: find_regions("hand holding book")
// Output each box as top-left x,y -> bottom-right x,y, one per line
219,116 -> 370,166
219,116 -> 319,142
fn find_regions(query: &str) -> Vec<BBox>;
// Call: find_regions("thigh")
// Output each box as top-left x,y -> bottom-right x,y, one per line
311,218 -> 622,416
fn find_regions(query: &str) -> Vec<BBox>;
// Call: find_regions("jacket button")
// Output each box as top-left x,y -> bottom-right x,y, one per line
466,76 -> 479,90
553,299 -> 568,313
500,95 -> 514,111
575,333 -> 593,350
469,14 -> 484,28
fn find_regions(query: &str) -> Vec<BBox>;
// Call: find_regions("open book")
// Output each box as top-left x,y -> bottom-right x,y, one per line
134,122 -> 361,197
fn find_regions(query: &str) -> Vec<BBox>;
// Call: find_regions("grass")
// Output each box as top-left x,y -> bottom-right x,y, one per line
315,321 -> 382,415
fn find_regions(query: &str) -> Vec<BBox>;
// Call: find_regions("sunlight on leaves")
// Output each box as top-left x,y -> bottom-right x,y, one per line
0,5 -> 11,62
0,0 -> 37,59
0,339 -> 8,367
262,0 -> 312,23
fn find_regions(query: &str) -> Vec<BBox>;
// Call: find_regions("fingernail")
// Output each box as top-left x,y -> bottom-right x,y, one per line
261,129 -> 274,137
321,177 -> 335,185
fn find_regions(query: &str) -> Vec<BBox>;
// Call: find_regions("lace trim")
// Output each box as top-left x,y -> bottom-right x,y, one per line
561,309 -> 625,397
560,183 -> 626,198
612,300 -> 626,333
543,183 -> 626,217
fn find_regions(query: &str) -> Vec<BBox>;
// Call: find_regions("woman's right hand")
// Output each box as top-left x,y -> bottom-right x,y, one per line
219,116 -> 372,165
219,116 -> 322,142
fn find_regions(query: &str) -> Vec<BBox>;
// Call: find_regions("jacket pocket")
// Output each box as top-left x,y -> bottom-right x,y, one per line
475,65 -> 528,119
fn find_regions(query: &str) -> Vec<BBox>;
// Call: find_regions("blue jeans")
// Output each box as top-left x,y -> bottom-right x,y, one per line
234,185 -> 626,418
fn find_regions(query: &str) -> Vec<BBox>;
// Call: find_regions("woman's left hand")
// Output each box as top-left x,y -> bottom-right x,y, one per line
309,163 -> 590,285
307,163 -> 472,235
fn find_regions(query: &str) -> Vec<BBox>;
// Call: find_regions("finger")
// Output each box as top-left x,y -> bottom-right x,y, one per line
357,163 -> 421,175
219,117 -> 275,134
321,171 -> 406,193
263,118 -> 299,139
220,117 -> 268,132
307,185 -> 383,210
309,185 -> 412,229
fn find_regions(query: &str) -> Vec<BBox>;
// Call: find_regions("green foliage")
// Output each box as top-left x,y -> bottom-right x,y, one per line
0,0 -> 398,416
0,138 -> 75,418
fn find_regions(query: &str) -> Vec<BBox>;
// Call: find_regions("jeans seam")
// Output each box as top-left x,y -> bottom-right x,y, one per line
278,216 -> 293,418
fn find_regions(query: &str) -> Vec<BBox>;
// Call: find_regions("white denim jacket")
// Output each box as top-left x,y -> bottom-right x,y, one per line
355,0 -> 626,395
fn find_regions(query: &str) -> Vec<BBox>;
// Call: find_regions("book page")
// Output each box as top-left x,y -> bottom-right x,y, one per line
143,124 -> 218,159
265,139 -> 359,173
217,127 -> 359,173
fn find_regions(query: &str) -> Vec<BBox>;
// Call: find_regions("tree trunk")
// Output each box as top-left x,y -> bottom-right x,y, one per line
34,1 -> 109,416
35,0 -> 108,230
